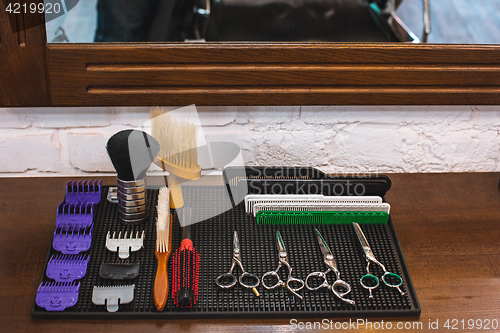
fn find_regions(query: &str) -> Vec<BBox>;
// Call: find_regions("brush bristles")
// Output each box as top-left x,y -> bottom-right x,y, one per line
156,187 -> 171,252
151,108 -> 198,169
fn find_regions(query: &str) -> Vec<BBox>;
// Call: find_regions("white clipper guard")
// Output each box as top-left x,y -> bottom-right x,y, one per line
106,231 -> 144,259
92,284 -> 135,312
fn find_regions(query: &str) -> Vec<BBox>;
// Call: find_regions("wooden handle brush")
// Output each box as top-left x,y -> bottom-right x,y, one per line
154,187 -> 173,311
151,108 -> 201,209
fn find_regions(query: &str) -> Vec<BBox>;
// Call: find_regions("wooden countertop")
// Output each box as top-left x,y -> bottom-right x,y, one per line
1,173 -> 499,332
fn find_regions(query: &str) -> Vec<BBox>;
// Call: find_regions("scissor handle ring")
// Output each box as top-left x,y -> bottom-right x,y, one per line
239,272 -> 260,289
305,271 -> 329,291
287,276 -> 305,293
331,279 -> 351,298
381,272 -> 402,288
215,273 -> 237,289
261,271 -> 282,290
360,274 -> 379,290
331,280 -> 355,305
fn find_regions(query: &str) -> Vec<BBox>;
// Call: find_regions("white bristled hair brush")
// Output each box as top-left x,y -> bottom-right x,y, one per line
153,187 -> 173,311
151,108 -> 201,209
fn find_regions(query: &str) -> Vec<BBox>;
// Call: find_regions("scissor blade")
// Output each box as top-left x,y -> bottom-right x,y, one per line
276,230 -> 286,253
233,231 -> 240,252
314,228 -> 332,257
353,222 -> 371,249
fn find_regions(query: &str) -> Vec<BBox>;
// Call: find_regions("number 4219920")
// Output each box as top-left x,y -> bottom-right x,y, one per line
5,2 -> 62,14
444,319 -> 498,330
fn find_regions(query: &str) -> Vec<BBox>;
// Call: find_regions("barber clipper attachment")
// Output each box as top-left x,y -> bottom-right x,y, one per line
106,231 -> 145,259
92,284 -> 135,312
35,281 -> 80,311
99,261 -> 140,280
55,202 -> 94,229
46,254 -> 90,282
65,180 -> 102,204
53,224 -> 93,254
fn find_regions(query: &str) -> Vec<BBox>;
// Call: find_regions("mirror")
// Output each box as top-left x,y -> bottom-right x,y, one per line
45,0 -> 500,44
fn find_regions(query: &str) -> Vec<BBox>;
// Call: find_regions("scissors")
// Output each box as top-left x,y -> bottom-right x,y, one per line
262,230 -> 305,300
215,231 -> 260,296
305,228 -> 355,305
352,222 -> 405,298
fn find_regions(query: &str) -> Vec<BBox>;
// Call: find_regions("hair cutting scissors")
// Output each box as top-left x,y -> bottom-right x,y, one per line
215,231 -> 260,296
352,222 -> 405,298
305,228 -> 355,305
262,230 -> 305,299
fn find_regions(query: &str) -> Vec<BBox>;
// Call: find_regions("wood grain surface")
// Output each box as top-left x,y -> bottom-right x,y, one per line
47,43 -> 500,106
0,173 -> 499,332
0,0 -> 50,107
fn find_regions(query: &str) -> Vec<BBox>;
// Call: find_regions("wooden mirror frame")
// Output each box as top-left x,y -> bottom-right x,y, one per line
2,2 -> 500,107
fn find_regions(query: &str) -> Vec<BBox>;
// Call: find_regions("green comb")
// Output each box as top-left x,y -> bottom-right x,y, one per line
255,211 -> 388,225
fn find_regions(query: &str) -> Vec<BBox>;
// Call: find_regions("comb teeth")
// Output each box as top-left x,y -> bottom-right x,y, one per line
56,202 -> 94,229
106,230 -> 145,259
48,254 -> 90,265
255,211 -> 389,225
66,180 -> 102,204
172,247 -> 200,308
36,282 -> 80,311
46,255 -> 90,282
92,284 -> 135,312
53,225 -> 93,254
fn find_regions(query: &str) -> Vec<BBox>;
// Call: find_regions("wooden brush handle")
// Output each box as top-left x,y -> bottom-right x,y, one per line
168,174 -> 184,209
154,214 -> 173,311
154,251 -> 171,311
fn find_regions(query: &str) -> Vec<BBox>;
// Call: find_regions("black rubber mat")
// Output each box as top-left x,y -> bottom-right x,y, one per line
32,186 -> 420,319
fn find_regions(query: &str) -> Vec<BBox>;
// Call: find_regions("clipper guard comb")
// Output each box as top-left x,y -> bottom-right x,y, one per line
36,282 -> 80,311
46,255 -> 90,282
92,284 -> 135,312
105,231 -> 144,259
65,180 -> 102,204
53,225 -> 93,254
55,202 -> 94,229
99,261 -> 140,280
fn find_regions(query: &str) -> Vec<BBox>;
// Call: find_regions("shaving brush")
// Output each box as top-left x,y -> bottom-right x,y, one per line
106,129 -> 160,224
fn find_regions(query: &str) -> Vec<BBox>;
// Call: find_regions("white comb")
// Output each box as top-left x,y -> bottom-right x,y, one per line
253,202 -> 391,217
244,194 -> 383,215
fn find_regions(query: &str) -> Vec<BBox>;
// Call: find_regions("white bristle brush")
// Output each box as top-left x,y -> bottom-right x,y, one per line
153,187 -> 173,311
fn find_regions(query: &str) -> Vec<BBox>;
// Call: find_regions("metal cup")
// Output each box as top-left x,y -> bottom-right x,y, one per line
117,177 -> 148,224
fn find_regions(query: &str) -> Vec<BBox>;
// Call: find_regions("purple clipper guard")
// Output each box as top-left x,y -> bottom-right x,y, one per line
36,281 -> 80,311
46,255 -> 90,282
53,224 -> 93,254
55,202 -> 94,229
65,180 -> 102,204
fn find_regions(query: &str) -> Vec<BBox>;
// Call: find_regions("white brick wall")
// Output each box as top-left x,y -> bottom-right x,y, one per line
0,106 -> 499,177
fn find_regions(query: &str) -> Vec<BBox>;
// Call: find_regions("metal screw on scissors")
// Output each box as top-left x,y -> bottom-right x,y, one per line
262,230 -> 305,300
352,222 -> 406,299
305,228 -> 355,305
215,231 -> 260,296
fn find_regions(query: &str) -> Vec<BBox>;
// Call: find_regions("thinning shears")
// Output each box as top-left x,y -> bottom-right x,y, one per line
215,231 -> 260,296
262,230 -> 305,299
306,228 -> 355,305
353,222 -> 405,298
